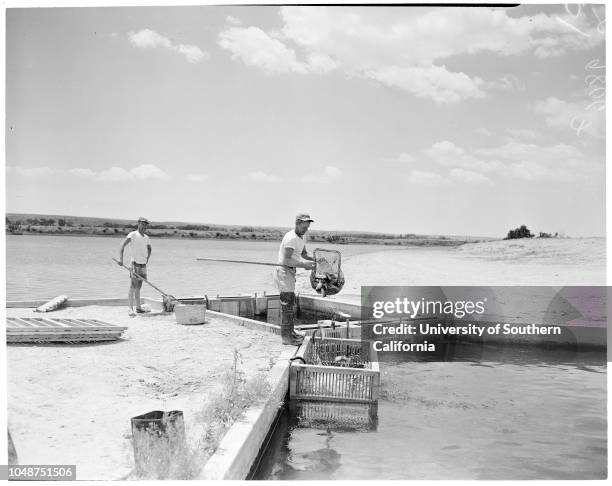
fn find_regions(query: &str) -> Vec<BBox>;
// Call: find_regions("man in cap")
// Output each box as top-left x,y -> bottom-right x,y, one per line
118,217 -> 152,316
274,214 -> 316,345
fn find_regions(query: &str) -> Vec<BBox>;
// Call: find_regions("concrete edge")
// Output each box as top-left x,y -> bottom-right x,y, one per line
6,298 -> 130,308
205,309 -> 280,335
198,347 -> 295,480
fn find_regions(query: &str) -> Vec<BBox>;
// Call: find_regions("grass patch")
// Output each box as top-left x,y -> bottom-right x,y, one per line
132,349 -> 274,480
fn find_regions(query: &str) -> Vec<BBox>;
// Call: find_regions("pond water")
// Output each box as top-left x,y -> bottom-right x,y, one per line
254,343 -> 606,480
5,235 -> 386,301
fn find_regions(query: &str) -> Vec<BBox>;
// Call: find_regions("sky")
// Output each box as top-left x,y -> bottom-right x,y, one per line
5,3 -> 606,237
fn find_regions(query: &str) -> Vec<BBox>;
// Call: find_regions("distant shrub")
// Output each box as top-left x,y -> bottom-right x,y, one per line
505,225 -> 534,239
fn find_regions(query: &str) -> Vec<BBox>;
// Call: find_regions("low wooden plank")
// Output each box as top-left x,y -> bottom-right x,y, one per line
7,318 -> 36,328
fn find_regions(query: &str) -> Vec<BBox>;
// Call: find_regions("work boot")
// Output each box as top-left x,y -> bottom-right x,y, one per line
281,323 -> 303,346
286,307 -> 304,344
280,299 -> 303,346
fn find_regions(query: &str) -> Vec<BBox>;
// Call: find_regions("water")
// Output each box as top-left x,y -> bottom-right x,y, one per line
255,343 -> 606,480
5,235 -> 386,301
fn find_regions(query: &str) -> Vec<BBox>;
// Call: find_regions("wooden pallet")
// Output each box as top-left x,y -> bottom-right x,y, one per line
6,317 -> 127,343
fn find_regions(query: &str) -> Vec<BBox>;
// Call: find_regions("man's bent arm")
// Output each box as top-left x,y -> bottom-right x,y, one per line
147,244 -> 152,264
301,247 -> 314,261
282,248 -> 313,269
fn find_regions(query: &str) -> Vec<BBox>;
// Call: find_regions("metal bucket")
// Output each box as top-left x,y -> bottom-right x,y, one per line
131,410 -> 186,478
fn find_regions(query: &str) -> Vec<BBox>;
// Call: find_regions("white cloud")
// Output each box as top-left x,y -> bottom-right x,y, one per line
131,164 -> 169,180
129,29 -> 172,49
366,65 -> 485,104
128,29 -> 209,64
532,96 -> 604,139
449,168 -> 493,185
248,171 -> 282,183
506,128 -> 541,140
6,166 -> 54,177
218,26 -> 309,75
475,128 -> 493,137
384,152 -> 415,163
68,168 -> 96,178
300,165 -> 342,184
174,44 -> 208,63
488,74 -> 525,92
406,170 -> 449,187
97,164 -> 169,182
98,167 -> 135,182
218,7 -> 604,103
424,140 -> 499,172
185,174 -> 210,182
226,15 -> 241,26
417,139 -> 602,184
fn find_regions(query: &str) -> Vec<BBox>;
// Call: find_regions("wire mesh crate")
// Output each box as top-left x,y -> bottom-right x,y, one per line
302,325 -> 361,340
289,336 -> 380,404
288,401 -> 378,431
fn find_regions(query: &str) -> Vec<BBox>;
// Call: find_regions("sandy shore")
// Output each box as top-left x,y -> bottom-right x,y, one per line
298,238 -> 606,302
6,306 -> 285,480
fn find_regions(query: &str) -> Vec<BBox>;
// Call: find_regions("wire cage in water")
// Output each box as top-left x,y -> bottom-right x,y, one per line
288,400 -> 378,431
290,336 -> 380,405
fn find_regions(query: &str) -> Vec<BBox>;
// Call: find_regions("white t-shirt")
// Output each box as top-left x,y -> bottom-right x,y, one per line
127,230 -> 151,265
277,230 -> 305,265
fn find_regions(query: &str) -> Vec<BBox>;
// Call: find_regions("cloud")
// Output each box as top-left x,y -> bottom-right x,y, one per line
98,166 -> 135,182
506,128 -> 541,140
532,96 -> 604,139
475,128 -> 493,137
416,139 -> 602,184
248,171 -> 282,183
128,29 -> 209,64
424,140 -> 499,172
131,164 -> 169,180
366,65 -> 485,104
383,152 -> 415,163
6,166 -> 54,177
218,7 -> 604,103
488,74 -> 526,92
300,165 -> 342,184
68,168 -> 96,178
218,26 -> 310,75
406,170 -> 449,187
174,44 -> 207,63
449,168 -> 493,185
226,15 -> 241,26
184,174 -> 210,182
98,164 -> 169,182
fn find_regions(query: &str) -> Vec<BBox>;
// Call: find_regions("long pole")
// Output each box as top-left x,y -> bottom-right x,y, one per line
196,257 -> 291,268
112,258 -> 176,300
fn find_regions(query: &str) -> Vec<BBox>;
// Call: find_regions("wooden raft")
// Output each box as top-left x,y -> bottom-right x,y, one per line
6,317 -> 127,343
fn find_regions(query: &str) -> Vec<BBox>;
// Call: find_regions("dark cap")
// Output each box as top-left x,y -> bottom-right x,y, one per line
295,213 -> 314,223
138,217 -> 150,224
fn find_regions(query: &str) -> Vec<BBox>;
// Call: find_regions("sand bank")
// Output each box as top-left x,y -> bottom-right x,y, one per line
299,238 -> 605,302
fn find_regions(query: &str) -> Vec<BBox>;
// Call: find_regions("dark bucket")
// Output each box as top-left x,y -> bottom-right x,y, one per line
131,410 -> 186,478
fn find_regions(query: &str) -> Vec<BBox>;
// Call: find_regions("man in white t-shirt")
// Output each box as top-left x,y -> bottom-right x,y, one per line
118,217 -> 152,316
274,213 -> 315,345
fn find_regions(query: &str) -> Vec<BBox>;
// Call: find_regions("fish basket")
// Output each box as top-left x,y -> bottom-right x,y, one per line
289,401 -> 378,431
303,325 -> 361,340
289,336 -> 380,404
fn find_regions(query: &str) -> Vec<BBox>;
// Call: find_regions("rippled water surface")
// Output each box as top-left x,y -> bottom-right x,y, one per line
255,344 -> 606,480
